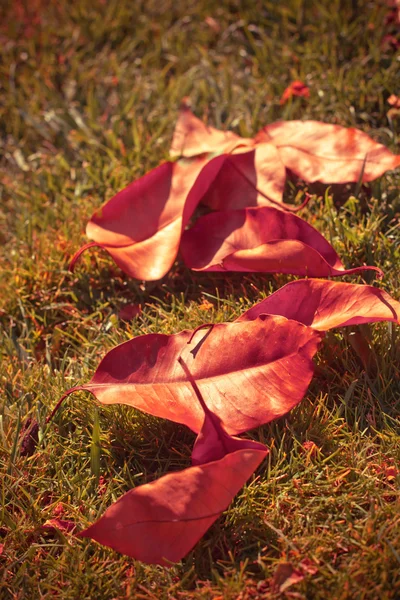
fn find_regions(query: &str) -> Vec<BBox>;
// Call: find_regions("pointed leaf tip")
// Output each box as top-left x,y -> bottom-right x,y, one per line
237,279 -> 400,330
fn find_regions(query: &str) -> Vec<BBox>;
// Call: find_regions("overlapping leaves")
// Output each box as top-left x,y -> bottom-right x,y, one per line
70,104 -> 400,280
44,106 -> 400,565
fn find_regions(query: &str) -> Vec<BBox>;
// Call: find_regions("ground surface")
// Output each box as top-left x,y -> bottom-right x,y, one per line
0,1 -> 399,598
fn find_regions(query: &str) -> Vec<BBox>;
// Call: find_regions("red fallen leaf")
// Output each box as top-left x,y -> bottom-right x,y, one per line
79,360 -> 268,565
280,80 -> 310,105
20,418 -> 39,457
178,357 -> 265,466
173,106 -> 400,186
79,430 -> 267,565
57,316 -> 322,435
237,279 -> 400,330
255,120 -> 400,183
0,543 -> 4,556
69,155 -> 226,280
180,207 -> 383,278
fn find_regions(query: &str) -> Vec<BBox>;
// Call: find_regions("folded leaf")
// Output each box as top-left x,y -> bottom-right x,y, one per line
200,145 -> 288,211
70,155 -> 225,280
79,436 -> 267,565
171,106 -> 307,212
180,206 -> 383,278
60,316 -> 322,435
237,279 -> 400,331
255,120 -> 400,183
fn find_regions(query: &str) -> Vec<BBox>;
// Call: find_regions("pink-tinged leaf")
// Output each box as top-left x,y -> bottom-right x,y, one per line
60,316 -> 322,435
79,444 -> 267,565
180,207 -> 383,278
256,120 -> 400,183
70,155 -> 225,281
280,80 -> 310,105
237,279 -> 400,330
170,102 -> 251,158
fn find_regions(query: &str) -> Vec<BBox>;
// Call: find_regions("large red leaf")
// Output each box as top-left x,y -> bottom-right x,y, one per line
60,316 -> 322,435
180,206 -> 383,278
236,279 -> 400,331
255,120 -> 400,183
69,155 -> 226,280
79,430 -> 267,565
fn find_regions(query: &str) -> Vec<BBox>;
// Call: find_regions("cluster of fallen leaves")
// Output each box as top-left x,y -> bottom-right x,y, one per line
26,103 -> 400,566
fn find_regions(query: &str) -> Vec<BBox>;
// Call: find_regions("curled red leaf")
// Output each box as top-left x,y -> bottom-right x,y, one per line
70,156 -> 224,280
180,206 -> 383,278
237,279 -> 400,330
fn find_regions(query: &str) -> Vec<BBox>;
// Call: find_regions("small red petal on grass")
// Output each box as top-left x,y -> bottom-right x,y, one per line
237,279 -> 399,330
388,94 -> 400,108
299,558 -> 319,576
301,441 -> 319,455
53,502 -> 65,517
0,544 -> 4,556
181,207 -> 383,278
280,80 -> 310,105
59,316 -> 322,435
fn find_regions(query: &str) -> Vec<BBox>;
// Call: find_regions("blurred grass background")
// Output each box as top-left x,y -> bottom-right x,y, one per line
0,0 -> 399,598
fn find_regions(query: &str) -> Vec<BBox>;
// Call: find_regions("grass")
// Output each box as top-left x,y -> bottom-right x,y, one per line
0,0 -> 400,598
